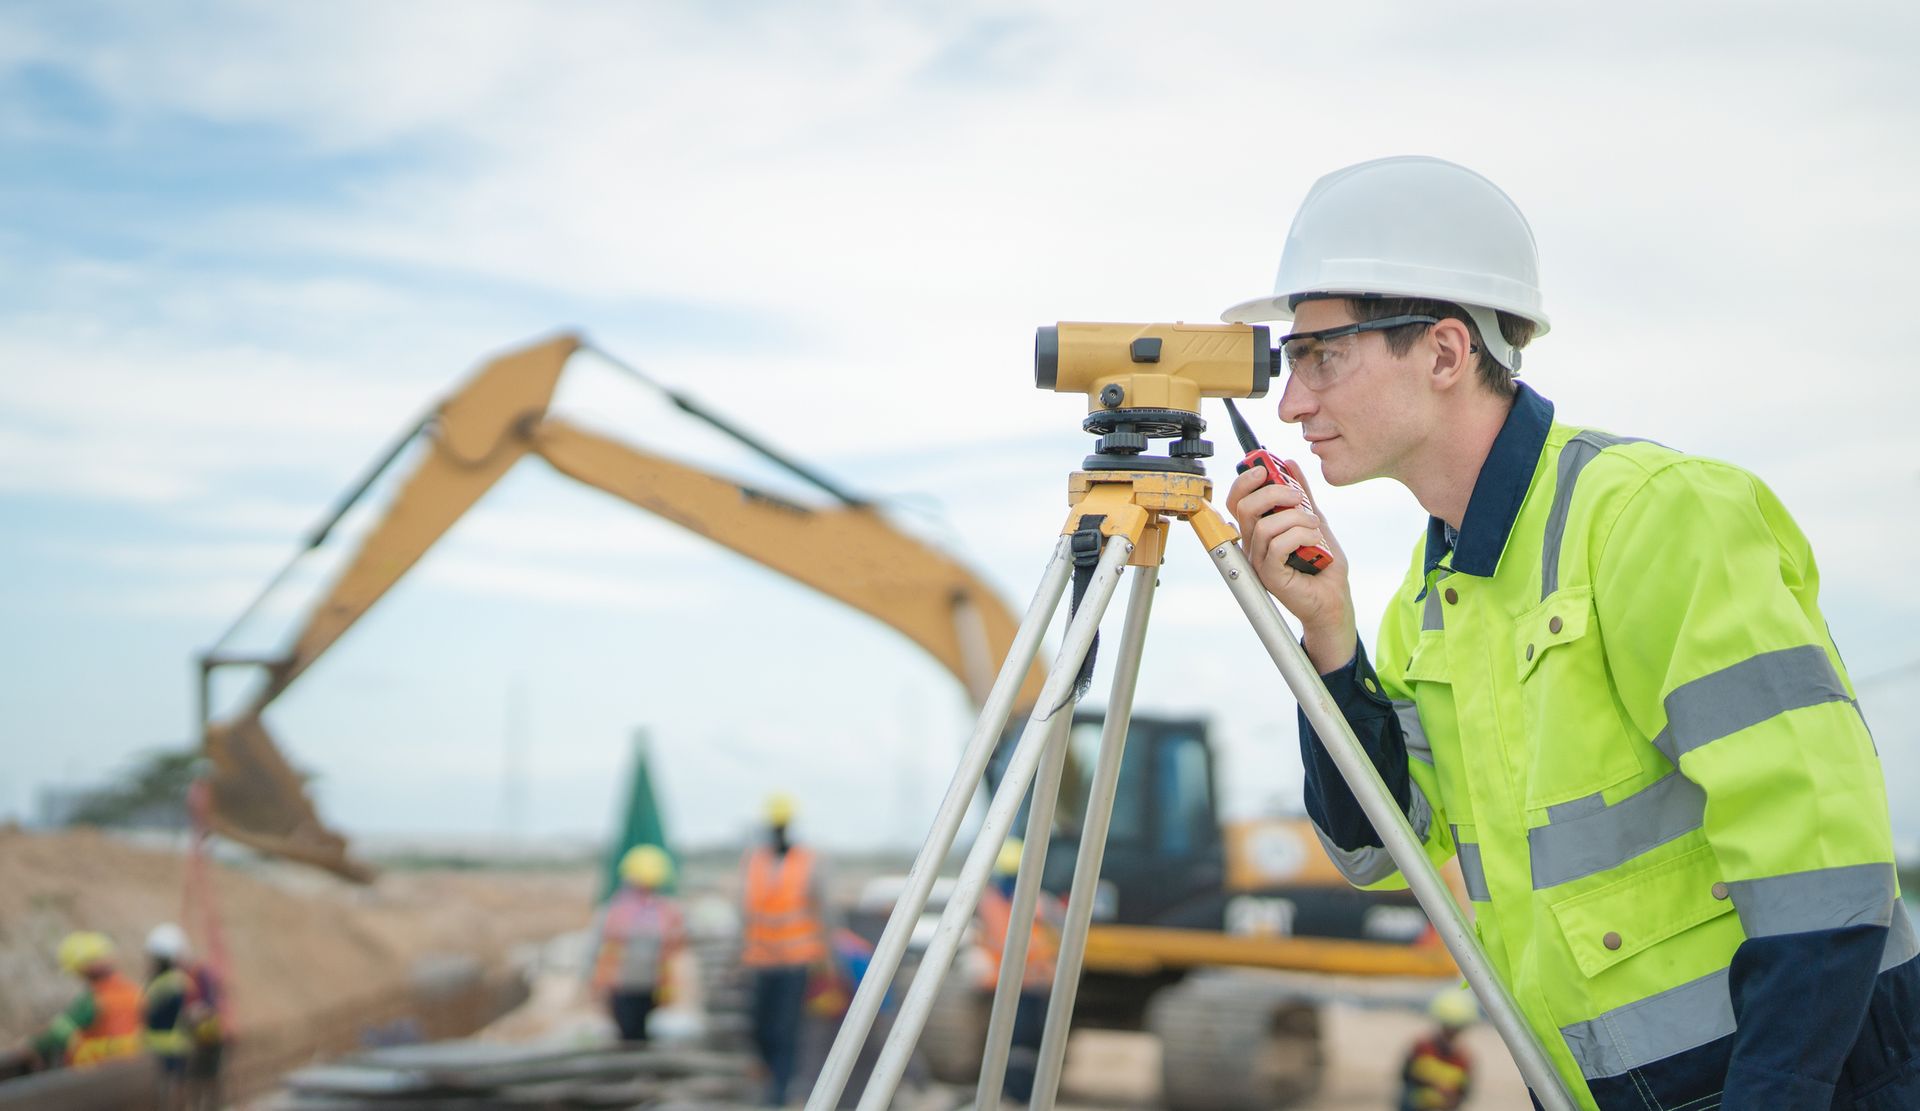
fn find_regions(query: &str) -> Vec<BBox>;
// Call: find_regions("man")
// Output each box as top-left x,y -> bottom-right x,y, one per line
1221,155 -> 1920,1110
144,923 -> 200,1110
591,844 -> 686,1043
29,932 -> 143,1070
740,792 -> 828,1106
1400,988 -> 1476,1111
972,838 -> 1063,1105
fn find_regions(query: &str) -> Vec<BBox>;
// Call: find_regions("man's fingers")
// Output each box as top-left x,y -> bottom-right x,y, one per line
1225,466 -> 1269,507
1250,512 -> 1325,569
1229,478 -> 1305,538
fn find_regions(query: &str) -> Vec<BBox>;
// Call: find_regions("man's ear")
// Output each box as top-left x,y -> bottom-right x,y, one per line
1428,318 -> 1476,391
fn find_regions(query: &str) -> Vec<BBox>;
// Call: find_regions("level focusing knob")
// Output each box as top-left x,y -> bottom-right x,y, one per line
1097,431 -> 1149,454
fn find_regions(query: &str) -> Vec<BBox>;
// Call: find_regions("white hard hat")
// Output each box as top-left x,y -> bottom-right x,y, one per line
1221,155 -> 1549,371
146,922 -> 189,960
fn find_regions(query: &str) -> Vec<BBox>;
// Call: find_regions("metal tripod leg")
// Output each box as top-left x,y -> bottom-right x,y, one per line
1027,563 -> 1158,1110
1206,537 -> 1578,1111
852,535 -> 1135,1111
806,536 -> 1074,1111
972,708 -> 1073,1111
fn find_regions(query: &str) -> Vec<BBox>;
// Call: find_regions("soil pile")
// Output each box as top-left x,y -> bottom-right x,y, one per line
0,827 -> 592,1054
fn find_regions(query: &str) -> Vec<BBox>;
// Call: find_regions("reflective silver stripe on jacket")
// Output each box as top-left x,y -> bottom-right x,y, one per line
1311,781 -> 1435,887
1540,431 -> 1643,600
1422,585 -> 1444,631
1560,906 -> 1920,1080
1529,772 -> 1705,889
1884,904 -> 1920,970
1559,966 -> 1734,1078
1394,700 -> 1433,764
1652,644 -> 1854,764
1451,824 -> 1490,902
1727,863 -> 1897,937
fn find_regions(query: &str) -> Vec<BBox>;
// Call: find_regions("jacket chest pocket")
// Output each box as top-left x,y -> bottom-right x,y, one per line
1513,588 -> 1643,809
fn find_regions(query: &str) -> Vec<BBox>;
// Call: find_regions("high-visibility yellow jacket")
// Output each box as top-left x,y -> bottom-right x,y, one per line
143,966 -> 195,1059
1303,385 -> 1918,1111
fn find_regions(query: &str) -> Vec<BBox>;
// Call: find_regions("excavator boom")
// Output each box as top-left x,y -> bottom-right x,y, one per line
202,334 -> 1044,880
532,418 -> 1032,708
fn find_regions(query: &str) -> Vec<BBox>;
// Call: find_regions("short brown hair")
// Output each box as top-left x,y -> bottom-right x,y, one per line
1342,296 -> 1535,397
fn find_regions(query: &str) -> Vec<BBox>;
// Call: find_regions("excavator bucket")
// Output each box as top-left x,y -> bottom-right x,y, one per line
204,714 -> 374,882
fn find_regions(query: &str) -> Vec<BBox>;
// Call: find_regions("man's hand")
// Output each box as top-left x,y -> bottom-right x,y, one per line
1226,460 -> 1358,673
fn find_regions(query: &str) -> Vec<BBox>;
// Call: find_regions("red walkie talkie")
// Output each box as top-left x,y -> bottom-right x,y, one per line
1222,399 -> 1333,574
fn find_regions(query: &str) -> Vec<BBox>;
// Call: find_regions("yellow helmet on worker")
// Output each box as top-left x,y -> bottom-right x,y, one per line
1428,987 -> 1479,1029
57,931 -> 116,976
994,838 -> 1024,878
619,844 -> 674,889
763,792 -> 797,828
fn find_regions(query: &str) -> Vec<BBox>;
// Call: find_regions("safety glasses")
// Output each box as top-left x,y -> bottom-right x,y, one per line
1277,314 -> 1440,389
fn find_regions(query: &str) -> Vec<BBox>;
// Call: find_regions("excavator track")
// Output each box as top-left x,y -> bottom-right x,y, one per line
1147,971 -> 1326,1111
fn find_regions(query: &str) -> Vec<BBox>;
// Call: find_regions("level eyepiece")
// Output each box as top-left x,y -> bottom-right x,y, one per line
1035,325 -> 1060,390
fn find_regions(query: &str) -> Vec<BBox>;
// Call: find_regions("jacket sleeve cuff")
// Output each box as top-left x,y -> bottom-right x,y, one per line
1315,645 -> 1396,718
1298,640 -> 1410,850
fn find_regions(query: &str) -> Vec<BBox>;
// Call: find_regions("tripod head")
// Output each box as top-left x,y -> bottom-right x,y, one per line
1035,322 -> 1272,473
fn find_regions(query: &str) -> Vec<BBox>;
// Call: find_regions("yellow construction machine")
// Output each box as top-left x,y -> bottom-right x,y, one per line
195,334 -> 1040,878
199,334 -> 1458,1108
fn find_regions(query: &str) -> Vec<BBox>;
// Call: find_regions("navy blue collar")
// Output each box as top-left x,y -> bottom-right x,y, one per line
1422,382 -> 1554,582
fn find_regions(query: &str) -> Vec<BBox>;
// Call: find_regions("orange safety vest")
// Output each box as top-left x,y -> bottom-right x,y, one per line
70,972 -> 143,1068
741,845 -> 827,967
975,886 -> 1059,992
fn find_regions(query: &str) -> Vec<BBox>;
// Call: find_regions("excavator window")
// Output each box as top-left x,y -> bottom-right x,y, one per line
1155,731 -> 1214,858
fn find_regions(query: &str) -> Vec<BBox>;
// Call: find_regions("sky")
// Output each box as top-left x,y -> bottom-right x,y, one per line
3,1 -> 1918,853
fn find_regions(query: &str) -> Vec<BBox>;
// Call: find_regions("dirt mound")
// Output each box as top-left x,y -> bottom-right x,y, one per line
0,827 -> 593,1048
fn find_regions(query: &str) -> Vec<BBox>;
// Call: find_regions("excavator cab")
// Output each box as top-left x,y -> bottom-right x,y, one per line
989,711 -> 1228,931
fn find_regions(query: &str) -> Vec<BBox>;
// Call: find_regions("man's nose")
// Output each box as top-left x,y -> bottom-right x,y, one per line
1277,371 -> 1316,425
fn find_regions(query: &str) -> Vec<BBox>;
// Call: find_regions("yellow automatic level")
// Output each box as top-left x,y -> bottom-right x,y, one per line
1034,321 -> 1271,418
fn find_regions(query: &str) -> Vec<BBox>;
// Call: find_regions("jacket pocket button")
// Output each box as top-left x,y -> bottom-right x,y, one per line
1711,882 -> 1729,900
1602,931 -> 1622,951
1525,644 -> 1535,661
1444,588 -> 1459,605
1548,616 -> 1564,634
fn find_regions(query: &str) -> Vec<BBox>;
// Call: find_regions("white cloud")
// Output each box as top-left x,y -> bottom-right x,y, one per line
5,1 -> 1919,841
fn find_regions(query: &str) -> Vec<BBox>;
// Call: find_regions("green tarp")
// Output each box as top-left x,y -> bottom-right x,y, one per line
599,732 -> 677,899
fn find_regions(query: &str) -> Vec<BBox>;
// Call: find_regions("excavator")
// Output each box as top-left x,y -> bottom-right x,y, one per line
198,333 -> 1460,1109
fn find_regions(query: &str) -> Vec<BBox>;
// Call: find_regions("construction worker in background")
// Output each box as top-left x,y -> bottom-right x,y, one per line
1399,988 -> 1476,1111
1223,155 -> 1920,1110
144,923 -> 199,1110
591,844 -> 687,1043
740,792 -> 828,1106
27,932 -> 143,1070
973,838 -> 1062,1105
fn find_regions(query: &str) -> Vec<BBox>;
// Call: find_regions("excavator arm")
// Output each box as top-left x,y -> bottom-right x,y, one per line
532,418 -> 1028,707
202,334 -> 1045,880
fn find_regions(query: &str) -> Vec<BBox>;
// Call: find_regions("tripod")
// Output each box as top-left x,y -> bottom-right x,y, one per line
804,414 -> 1577,1111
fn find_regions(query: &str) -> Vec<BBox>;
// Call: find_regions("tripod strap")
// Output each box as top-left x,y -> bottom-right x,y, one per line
1052,517 -> 1106,714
